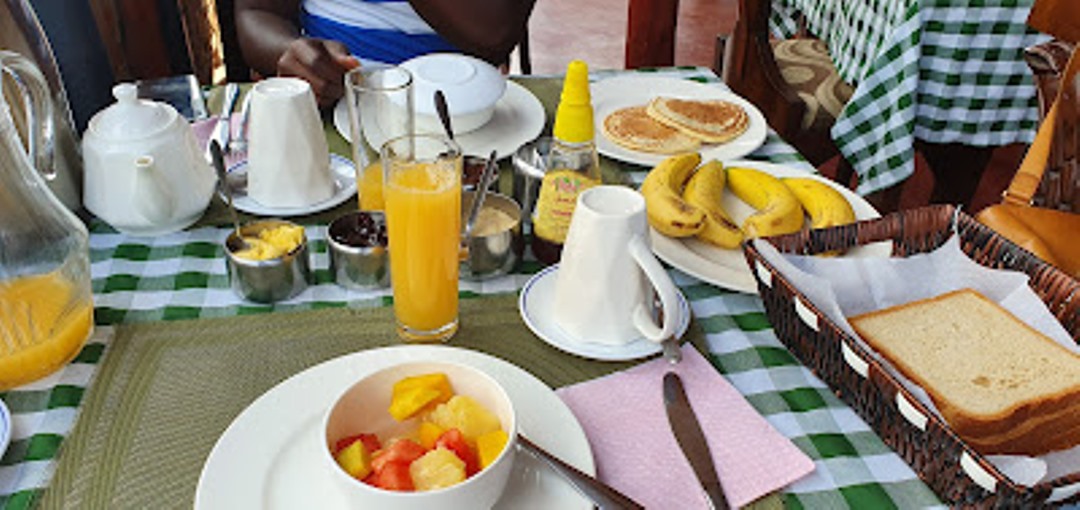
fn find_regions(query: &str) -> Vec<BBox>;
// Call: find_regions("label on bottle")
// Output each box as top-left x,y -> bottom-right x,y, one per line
532,169 -> 600,245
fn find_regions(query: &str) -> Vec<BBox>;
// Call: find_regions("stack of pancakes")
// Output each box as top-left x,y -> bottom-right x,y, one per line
602,96 -> 749,154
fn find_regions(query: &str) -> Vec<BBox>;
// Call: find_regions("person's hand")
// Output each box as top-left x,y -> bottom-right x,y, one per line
276,38 -> 359,108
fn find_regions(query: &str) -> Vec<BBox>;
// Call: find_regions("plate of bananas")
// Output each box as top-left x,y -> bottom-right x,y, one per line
642,154 -> 890,293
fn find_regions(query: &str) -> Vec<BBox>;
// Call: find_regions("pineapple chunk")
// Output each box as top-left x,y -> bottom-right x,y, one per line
476,430 -> 509,469
427,395 -> 502,444
417,421 -> 446,449
334,439 -> 372,479
410,448 -> 466,491
388,372 -> 454,421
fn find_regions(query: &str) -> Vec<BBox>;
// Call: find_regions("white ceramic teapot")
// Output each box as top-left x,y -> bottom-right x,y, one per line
83,83 -> 216,236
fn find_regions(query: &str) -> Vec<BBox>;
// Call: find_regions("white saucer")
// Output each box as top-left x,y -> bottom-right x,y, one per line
519,265 -> 691,361
0,398 -> 9,457
220,154 -> 356,217
333,81 -> 545,159
195,345 -> 593,510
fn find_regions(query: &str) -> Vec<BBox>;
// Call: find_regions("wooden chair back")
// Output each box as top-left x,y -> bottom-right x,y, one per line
625,0 -> 680,68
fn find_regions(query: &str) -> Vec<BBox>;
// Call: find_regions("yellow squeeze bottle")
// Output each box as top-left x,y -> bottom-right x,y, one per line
532,60 -> 602,265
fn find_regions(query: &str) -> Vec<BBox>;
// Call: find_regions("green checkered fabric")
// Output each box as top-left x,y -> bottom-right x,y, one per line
770,0 -> 1049,195
0,68 -> 944,509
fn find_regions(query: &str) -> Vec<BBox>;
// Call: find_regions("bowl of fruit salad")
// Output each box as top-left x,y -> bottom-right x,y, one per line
321,361 -> 517,509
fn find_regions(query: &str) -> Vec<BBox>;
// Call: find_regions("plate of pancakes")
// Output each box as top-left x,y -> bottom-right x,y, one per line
593,75 -> 767,167
648,160 -> 890,294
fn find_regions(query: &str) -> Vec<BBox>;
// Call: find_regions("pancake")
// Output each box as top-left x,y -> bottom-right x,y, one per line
645,96 -> 750,144
601,106 -> 701,154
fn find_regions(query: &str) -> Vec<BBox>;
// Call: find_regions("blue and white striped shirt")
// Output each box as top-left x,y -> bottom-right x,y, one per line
301,0 -> 460,66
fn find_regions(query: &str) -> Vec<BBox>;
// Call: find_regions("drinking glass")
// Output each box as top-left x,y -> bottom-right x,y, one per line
381,134 -> 463,343
344,66 -> 414,211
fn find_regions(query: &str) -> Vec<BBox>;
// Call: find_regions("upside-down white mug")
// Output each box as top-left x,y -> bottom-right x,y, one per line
553,185 -> 681,345
246,77 -> 335,208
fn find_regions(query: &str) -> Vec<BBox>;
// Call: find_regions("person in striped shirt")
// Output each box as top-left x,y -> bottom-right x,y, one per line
236,0 -> 536,108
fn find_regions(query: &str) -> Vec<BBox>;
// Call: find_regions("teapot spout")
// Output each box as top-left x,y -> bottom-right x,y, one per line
132,155 -> 177,225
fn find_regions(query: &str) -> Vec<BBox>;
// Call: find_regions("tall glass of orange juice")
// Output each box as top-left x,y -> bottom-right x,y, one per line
344,66 -> 413,212
381,134 -> 462,343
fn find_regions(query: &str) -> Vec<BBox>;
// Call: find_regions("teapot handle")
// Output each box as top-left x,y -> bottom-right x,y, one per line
0,50 -> 55,180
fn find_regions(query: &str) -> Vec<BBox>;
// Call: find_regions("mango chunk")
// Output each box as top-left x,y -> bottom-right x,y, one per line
417,421 -> 446,450
476,429 -> 509,469
334,439 -> 373,479
388,372 -> 454,421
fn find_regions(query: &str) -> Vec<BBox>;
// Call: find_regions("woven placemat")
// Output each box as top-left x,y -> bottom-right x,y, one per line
37,293 -> 705,509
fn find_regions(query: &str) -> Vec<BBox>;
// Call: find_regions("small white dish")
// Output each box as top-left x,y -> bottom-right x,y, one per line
591,75 -> 768,167
0,398 -> 10,457
400,53 -> 506,134
195,345 -> 593,510
333,81 -> 545,160
519,265 -> 692,361
220,154 -> 356,217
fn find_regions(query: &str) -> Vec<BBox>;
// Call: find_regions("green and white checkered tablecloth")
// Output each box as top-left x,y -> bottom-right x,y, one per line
0,68 -> 943,509
771,0 -> 1051,195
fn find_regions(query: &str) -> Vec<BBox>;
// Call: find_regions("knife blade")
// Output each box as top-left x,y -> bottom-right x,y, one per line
209,83 -> 240,156
663,371 -> 730,510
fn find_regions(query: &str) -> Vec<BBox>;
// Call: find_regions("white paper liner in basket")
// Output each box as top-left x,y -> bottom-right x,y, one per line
752,235 -> 1080,487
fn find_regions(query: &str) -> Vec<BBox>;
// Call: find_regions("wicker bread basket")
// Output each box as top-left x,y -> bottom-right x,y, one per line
742,204 -> 1080,508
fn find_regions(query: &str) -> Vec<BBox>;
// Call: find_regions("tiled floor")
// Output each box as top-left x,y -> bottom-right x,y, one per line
525,0 -> 1023,213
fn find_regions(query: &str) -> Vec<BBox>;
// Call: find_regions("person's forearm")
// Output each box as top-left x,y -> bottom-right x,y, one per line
236,0 -> 303,77
409,0 -> 537,65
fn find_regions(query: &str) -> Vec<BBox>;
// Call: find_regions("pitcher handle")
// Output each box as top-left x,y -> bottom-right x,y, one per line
0,50 -> 55,180
628,234 -> 681,343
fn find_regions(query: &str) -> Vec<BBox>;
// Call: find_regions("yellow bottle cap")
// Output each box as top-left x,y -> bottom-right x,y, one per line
553,60 -> 594,143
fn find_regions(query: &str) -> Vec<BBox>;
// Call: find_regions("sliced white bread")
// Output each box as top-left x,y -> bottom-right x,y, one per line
849,288 -> 1080,455
601,106 -> 701,154
645,96 -> 750,144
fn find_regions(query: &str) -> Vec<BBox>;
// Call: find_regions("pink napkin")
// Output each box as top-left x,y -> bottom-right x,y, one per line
557,345 -> 814,509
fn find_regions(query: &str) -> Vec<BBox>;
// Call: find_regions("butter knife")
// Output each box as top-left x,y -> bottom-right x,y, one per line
663,372 -> 730,510
208,83 -> 240,158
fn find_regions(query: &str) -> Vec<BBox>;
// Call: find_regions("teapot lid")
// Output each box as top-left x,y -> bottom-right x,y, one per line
88,83 -> 176,140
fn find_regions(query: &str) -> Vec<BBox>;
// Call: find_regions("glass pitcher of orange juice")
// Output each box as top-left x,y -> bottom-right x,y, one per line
0,51 -> 94,390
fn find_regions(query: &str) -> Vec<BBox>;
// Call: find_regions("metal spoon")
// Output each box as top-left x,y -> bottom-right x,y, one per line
434,89 -> 453,141
209,141 -> 247,252
464,150 -> 499,237
518,435 -> 644,509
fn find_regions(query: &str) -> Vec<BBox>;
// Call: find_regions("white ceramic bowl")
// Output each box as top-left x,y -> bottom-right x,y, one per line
321,361 -> 517,510
400,53 -> 506,134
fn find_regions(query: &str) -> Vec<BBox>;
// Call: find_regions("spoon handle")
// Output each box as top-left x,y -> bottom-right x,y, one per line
434,90 -> 454,141
209,141 -> 241,236
518,435 -> 645,510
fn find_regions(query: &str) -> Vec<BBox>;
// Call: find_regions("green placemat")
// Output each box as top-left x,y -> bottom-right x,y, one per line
38,293 -> 706,508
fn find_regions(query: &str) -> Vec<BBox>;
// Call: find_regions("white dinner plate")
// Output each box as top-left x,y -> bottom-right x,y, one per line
591,75 -> 768,167
195,345 -> 593,510
333,81 -> 546,160
650,160 -> 891,294
220,154 -> 357,217
519,265 -> 691,361
0,398 -> 9,458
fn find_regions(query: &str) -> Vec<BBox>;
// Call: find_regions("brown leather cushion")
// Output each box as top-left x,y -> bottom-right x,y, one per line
770,38 -> 854,130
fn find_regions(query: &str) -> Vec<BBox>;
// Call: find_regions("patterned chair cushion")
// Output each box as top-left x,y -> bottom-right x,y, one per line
770,38 -> 854,130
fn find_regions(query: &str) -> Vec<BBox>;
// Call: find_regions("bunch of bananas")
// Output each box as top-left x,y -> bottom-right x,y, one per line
639,154 -> 856,248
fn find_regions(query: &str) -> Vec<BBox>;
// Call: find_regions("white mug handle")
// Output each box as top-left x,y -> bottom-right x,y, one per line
628,234 -> 680,343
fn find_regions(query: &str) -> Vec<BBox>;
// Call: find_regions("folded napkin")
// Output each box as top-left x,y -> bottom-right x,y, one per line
557,345 -> 814,509
192,116 -> 246,168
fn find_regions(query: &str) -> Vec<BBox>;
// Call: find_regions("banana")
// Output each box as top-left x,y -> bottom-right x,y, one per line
640,152 -> 705,237
781,177 -> 856,229
725,166 -> 805,238
681,159 -> 744,249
